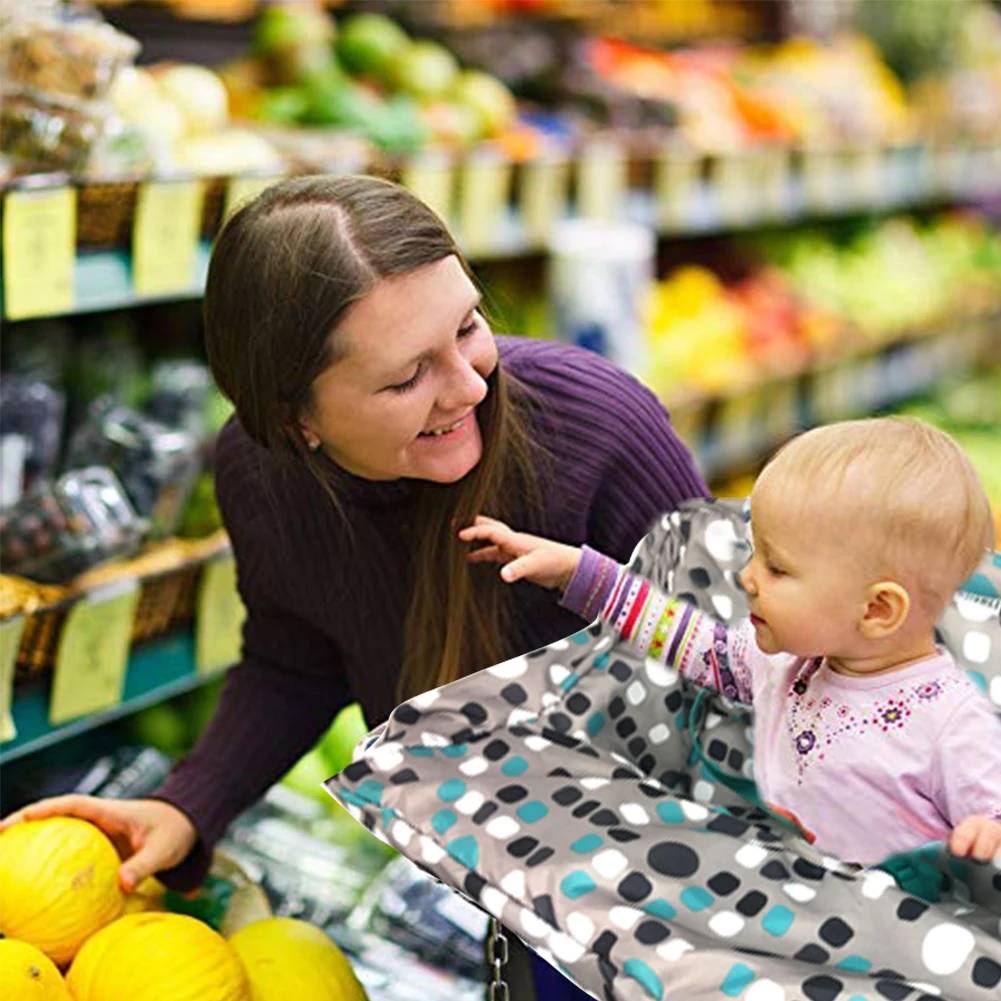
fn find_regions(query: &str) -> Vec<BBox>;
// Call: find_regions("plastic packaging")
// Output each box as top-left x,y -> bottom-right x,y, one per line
146,360 -> 213,441
0,375 -> 66,494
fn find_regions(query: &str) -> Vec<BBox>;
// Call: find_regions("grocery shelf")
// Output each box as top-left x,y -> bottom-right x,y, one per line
0,633 -> 219,765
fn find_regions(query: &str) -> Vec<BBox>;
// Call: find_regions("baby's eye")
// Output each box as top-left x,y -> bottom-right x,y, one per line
767,564 -> 786,577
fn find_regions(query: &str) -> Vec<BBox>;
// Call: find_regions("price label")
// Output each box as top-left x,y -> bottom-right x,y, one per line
759,147 -> 791,219
801,149 -> 841,212
50,581 -> 139,726
196,555 -> 246,676
577,141 -> 626,221
401,153 -> 455,223
2,186 -> 76,319
655,148 -> 698,231
711,154 -> 754,225
521,155 -> 568,246
458,152 -> 512,256
0,616 -> 26,742
133,180 -> 206,296
223,174 -> 284,224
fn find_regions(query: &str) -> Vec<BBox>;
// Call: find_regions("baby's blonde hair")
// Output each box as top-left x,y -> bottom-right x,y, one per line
756,416 -> 994,618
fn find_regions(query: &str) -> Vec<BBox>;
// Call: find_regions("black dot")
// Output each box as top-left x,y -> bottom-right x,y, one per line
618,872 -> 653,902
615,718 -> 638,739
756,828 -> 783,843
736,891 -> 767,916
342,761 -> 372,782
498,784 -> 528,803
549,713 -> 572,733
464,872 -> 486,901
728,748 -> 745,770
533,895 -> 557,925
895,898 -> 928,922
796,944 -> 830,965
648,842 -> 700,879
484,740 -> 509,761
507,837 -> 538,858
460,701 -> 488,725
676,591 -> 697,607
590,809 -> 620,827
803,975 -> 843,1001
641,781 -> 669,798
690,567 -> 711,588
760,860 -> 790,881
665,691 -> 683,712
707,739 -> 727,762
611,766 -> 638,781
639,754 -> 657,774
526,847 -> 555,867
635,920 -> 670,945
818,917 -> 854,947
973,958 -> 1001,989
793,859 -> 826,881
680,519 -> 692,541
707,814 -> 750,838
628,737 -> 647,758
593,930 -> 617,959
450,728 -> 478,744
501,683 -> 528,705
573,799 -> 600,818
567,693 -> 591,715
548,767 -> 572,778
553,785 -> 583,807
874,981 -> 912,1001
473,802 -> 497,824
610,660 -> 633,682
395,705 -> 421,724
577,744 -> 600,758
390,768 -> 419,785
608,828 -> 641,844
543,729 -> 581,749
608,697 -> 626,719
509,725 -> 531,738
707,872 -> 741,896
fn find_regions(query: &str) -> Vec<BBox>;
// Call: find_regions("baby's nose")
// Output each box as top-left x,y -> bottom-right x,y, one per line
737,566 -> 755,595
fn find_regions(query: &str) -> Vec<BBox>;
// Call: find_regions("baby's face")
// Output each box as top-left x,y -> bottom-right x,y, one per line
739,489 -> 871,658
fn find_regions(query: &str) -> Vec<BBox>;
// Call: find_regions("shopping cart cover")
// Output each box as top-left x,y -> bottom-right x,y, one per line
326,501 -> 1001,1001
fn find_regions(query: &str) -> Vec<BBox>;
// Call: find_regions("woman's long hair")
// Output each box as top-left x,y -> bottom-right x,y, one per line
204,174 -> 539,703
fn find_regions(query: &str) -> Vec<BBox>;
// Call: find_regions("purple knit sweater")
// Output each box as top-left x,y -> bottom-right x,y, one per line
154,335 -> 709,889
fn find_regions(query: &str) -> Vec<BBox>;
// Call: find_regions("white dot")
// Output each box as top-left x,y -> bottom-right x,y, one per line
694,780 -> 715,802
550,932 -> 585,964
490,656 -> 529,679
594,636 -> 613,652
745,979 -> 786,1001
460,756 -> 489,777
708,911 -> 745,938
861,869 -> 897,899
921,923 -> 975,975
620,803 -> 651,825
501,870 -> 526,900
550,639 -> 570,651
783,882 -> 816,903
508,709 -> 537,727
657,938 -> 694,962
420,731 -> 449,747
954,595 -> 997,622
681,801 -> 710,822
645,659 -> 678,687
610,906 -> 643,930
572,730 -> 588,741
648,724 -> 671,745
520,908 -> 550,939
581,777 -> 609,791
550,664 -> 570,685
963,631 -> 991,664
706,518 -> 740,561
487,816 -> 521,839
411,689 -> 441,708
421,837 -> 446,864
481,886 -> 508,918
712,594 -> 734,620
991,676 -> 1001,708
540,692 -> 561,709
705,712 -> 723,730
742,760 -> 755,778
627,681 -> 647,705
567,912 -> 595,944
371,743 -> 405,771
391,821 -> 413,847
907,984 -> 940,996
736,844 -> 769,868
456,791 -> 485,815
593,850 -> 629,879
524,735 -> 553,753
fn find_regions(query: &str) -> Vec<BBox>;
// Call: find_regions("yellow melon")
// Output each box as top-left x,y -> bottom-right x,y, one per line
0,818 -> 124,966
67,912 -> 251,1001
121,876 -> 167,914
0,939 -> 72,1000
229,917 -> 369,1001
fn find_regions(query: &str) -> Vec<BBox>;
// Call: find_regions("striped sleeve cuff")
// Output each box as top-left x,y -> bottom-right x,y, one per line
560,546 -> 622,623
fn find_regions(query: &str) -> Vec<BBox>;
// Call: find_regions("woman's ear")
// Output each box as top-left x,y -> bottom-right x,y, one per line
859,581 -> 911,640
290,416 -> 321,452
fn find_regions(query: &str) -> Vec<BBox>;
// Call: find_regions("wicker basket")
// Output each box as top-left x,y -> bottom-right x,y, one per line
76,179 -> 140,249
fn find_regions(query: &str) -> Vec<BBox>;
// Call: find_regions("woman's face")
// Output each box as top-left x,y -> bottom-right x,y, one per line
302,255 -> 499,484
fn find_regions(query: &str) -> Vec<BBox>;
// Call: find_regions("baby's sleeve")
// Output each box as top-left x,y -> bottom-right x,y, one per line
930,691 -> 1001,826
561,547 -> 757,705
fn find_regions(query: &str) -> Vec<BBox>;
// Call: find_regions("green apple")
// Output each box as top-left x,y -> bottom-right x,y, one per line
393,41 -> 459,101
336,12 -> 409,82
451,70 -> 516,138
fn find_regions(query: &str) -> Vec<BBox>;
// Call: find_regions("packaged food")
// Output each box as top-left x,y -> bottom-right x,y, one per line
0,466 -> 144,583
65,402 -> 201,538
0,375 -> 66,494
145,360 -> 213,441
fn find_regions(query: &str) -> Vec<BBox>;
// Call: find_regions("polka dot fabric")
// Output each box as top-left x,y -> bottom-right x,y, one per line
327,503 -> 1001,1001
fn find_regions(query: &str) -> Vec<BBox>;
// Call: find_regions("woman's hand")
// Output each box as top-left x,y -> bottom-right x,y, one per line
950,814 -> 1001,863
459,516 -> 582,592
0,795 -> 199,893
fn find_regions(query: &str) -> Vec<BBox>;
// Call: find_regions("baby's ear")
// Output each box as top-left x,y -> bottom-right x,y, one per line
859,581 -> 910,639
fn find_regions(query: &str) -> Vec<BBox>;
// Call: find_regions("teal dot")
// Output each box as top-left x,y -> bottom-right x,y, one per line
517,800 -> 549,824
560,673 -> 579,692
355,780 -> 385,805
675,712 -> 687,731
643,898 -> 677,920
561,870 -> 597,900
437,779 -> 466,803
380,807 -> 395,829
408,746 -> 434,757
961,572 -> 999,598
502,755 -> 529,777
762,905 -> 795,936
587,713 -> 606,737
447,835 -> 479,869
570,630 -> 590,645
441,744 -> 469,758
593,652 -> 610,669
994,552 -> 1001,569
623,959 -> 663,1001
948,858 -> 970,881
967,670 -> 987,695
570,833 -> 604,854
680,887 -> 714,912
720,964 -> 756,997
656,801 -> 685,824
338,790 -> 366,809
432,809 -> 458,835
836,956 -> 872,974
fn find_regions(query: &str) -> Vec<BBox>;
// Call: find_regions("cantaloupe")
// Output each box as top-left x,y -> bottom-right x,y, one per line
0,939 -> 72,1000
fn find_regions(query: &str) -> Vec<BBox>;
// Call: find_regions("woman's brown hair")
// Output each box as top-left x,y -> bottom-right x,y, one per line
204,174 -> 540,702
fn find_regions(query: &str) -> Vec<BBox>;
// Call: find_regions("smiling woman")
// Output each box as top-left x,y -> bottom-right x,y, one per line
1,174 -> 709,1001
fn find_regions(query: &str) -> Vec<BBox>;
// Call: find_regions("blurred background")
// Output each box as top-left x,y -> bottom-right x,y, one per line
1,1 -> 999,998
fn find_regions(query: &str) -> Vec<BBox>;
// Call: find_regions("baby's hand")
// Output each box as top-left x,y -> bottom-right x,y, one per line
950,815 -> 1001,863
459,516 -> 582,592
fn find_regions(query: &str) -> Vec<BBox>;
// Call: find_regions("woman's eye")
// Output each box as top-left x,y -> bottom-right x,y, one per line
458,314 -> 479,339
388,365 -> 424,393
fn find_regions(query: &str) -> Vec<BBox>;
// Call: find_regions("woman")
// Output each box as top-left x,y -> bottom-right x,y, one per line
1,175 -> 709,997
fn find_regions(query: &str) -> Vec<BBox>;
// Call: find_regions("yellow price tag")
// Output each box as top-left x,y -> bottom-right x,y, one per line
401,153 -> 455,223
711,155 -> 754,225
133,180 -> 206,296
223,174 -> 283,224
655,148 -> 698,231
0,616 -> 26,742
577,141 -> 626,221
197,555 -> 246,676
2,186 -> 76,320
459,152 -> 512,256
801,149 -> 841,212
50,581 -> 139,726
521,155 -> 569,246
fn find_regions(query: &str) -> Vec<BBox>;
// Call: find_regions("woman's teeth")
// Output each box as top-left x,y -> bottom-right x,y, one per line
421,416 -> 465,437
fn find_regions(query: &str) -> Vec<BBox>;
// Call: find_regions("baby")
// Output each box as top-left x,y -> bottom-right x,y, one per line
460,416 -> 1001,866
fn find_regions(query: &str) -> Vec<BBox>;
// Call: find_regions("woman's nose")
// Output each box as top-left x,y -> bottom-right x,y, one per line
439,354 -> 488,413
